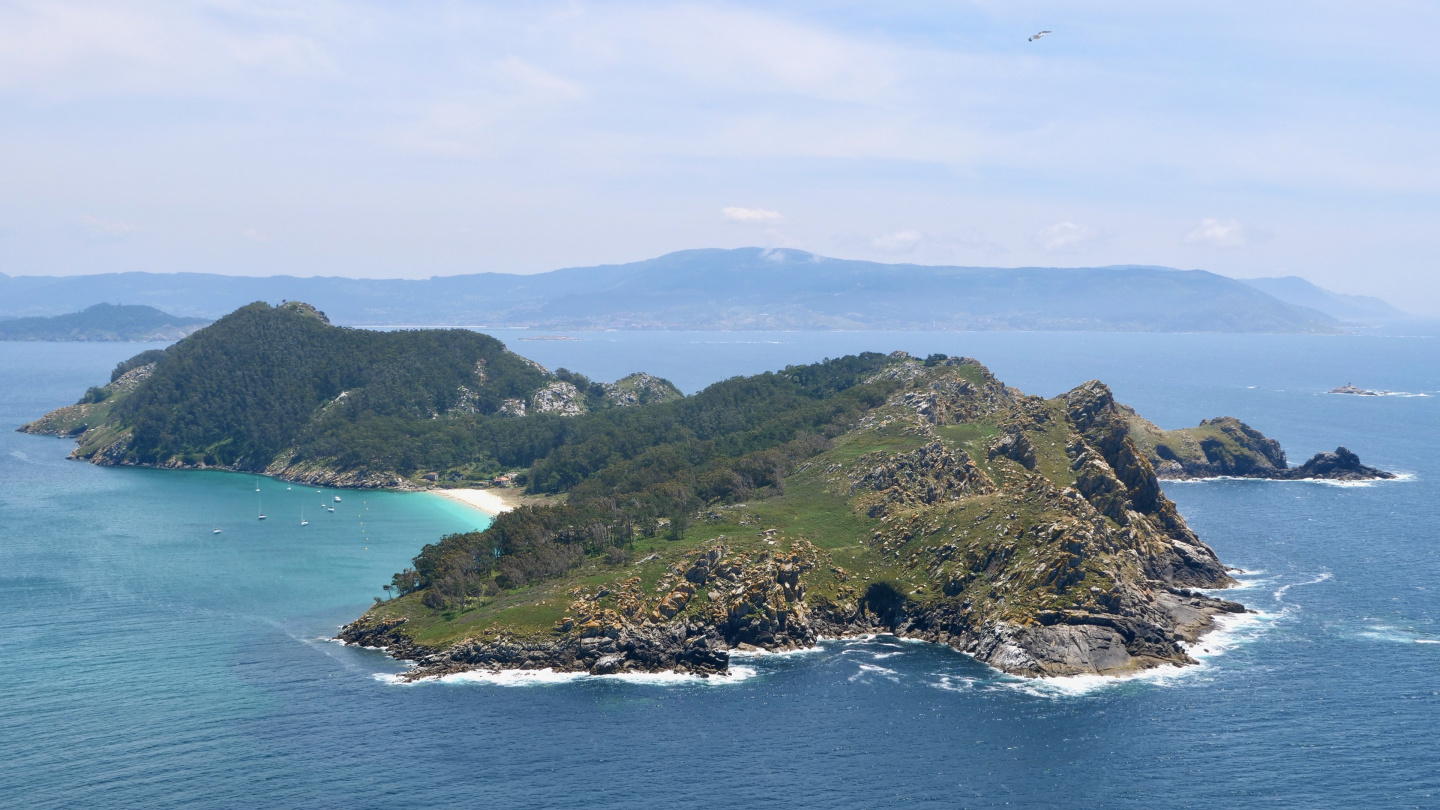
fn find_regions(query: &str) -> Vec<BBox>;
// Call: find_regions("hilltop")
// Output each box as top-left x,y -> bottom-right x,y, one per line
18,301 -> 681,488
22,303 -> 1392,679
0,303 -> 209,342
1,249 -> 1344,333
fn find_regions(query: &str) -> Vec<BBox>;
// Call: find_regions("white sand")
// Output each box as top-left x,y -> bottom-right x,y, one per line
430,488 -> 517,517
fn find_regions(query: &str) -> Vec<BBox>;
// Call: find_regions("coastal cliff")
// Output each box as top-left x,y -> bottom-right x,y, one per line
19,303 -> 1395,680
1126,413 -> 1395,481
341,359 -> 1255,681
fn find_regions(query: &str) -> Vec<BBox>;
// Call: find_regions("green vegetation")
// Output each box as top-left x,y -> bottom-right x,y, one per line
1125,413 -> 1287,476
0,303 -> 208,341
398,351 -> 904,599
29,301 -> 1254,674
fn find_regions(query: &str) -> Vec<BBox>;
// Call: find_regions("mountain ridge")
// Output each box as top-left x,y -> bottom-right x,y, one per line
1,249 -> 1345,333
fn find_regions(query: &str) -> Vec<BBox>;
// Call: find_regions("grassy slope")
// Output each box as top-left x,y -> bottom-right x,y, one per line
1125,413 -> 1282,472
369,386 -> 1124,651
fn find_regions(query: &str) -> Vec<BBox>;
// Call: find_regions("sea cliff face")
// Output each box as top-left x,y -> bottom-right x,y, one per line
1126,413 -> 1394,481
340,359 -> 1257,682
18,307 -> 1390,681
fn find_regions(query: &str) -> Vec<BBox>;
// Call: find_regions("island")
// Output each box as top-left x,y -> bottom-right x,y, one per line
20,301 -> 1396,681
1328,383 -> 1390,397
0,303 -> 209,342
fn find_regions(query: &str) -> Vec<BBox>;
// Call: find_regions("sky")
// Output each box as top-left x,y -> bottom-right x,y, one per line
1,1 -> 1437,312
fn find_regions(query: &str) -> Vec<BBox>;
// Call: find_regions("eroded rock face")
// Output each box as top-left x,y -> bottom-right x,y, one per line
1132,412 -> 1391,482
353,543 -> 823,680
1285,446 -> 1394,480
530,381 -> 586,416
603,373 -> 682,407
849,442 -> 994,517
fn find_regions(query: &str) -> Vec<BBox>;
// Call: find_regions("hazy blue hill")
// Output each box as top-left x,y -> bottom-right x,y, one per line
0,250 -> 1341,333
1241,276 -> 1406,323
524,249 -> 1339,332
0,303 -> 209,341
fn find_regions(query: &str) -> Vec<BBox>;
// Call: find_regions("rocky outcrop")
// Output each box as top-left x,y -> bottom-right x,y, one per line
18,363 -> 156,437
602,373 -> 683,407
530,381 -> 587,416
346,534 -> 1247,681
1283,446 -> 1395,480
350,542 -> 822,680
1127,410 -> 1392,482
849,441 -> 994,517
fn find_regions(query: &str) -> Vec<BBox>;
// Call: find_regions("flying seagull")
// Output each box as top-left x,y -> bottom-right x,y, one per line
1029,30 -> 1051,42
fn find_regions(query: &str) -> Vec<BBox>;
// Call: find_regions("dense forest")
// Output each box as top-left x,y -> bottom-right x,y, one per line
44,300 -> 925,604
107,301 -> 553,468
396,352 -> 908,604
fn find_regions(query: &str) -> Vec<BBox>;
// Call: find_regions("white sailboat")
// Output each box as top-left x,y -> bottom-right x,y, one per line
213,528 -> 222,534
300,508 -> 308,527
257,491 -> 266,520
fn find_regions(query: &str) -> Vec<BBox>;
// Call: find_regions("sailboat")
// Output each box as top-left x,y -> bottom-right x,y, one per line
213,528 -> 222,534
300,508 -> 308,527
257,491 -> 266,520
333,495 -> 342,502
255,476 -> 261,492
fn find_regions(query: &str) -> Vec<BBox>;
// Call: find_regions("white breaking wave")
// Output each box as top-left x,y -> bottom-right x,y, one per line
728,644 -> 824,659
1166,474 -> 1413,488
849,663 -> 901,683
1274,571 -> 1332,602
986,608 -> 1278,699
1356,622 -> 1440,646
375,665 -> 759,687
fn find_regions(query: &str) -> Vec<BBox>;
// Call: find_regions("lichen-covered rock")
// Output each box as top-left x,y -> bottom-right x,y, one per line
850,441 -> 994,517
603,373 -> 683,407
530,381 -> 586,416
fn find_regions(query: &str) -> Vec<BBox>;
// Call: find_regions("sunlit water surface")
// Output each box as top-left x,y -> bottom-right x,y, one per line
1,332 -> 1436,808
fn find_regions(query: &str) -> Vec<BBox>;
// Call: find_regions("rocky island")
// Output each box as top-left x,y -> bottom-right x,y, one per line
21,302 -> 1395,681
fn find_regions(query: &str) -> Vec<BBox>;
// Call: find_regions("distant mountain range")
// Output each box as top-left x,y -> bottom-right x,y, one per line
1238,276 -> 1406,323
0,248 -> 1407,333
0,303 -> 209,342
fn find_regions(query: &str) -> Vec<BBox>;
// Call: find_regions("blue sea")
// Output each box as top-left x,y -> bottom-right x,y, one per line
1,332 -> 1437,808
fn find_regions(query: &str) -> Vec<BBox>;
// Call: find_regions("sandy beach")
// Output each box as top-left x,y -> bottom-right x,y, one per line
430,487 -> 519,517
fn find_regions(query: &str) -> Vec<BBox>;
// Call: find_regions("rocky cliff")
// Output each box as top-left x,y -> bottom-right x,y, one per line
340,357 -> 1280,682
1126,413 -> 1394,481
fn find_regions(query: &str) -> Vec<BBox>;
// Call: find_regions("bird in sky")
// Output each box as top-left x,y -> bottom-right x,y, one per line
1029,30 -> 1051,42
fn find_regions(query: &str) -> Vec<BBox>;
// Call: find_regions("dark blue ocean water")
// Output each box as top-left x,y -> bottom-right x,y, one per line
1,333 -> 1436,809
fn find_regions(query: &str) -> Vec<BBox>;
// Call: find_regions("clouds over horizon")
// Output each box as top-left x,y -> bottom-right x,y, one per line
0,1 -> 1437,310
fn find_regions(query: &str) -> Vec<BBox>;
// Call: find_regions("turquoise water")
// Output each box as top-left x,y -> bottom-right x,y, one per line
2,335 -> 1437,808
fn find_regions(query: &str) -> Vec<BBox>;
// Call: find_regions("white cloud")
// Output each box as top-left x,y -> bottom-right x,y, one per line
81,215 -> 138,240
870,230 -> 922,254
722,206 -> 782,223
1034,221 -> 1104,253
1184,218 -> 1248,248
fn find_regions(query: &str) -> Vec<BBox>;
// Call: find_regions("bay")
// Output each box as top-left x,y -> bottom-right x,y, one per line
1,333 -> 1436,808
